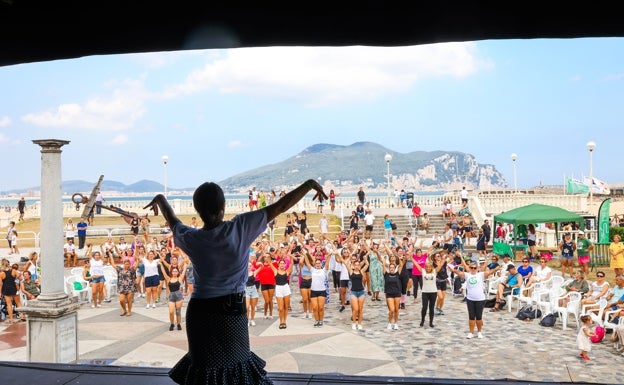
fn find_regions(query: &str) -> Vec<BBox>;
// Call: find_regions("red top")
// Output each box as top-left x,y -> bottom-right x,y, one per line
256,262 -> 277,285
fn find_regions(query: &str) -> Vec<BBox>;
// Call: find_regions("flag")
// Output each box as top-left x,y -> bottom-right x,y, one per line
583,176 -> 611,195
598,198 -> 611,244
566,178 -> 589,194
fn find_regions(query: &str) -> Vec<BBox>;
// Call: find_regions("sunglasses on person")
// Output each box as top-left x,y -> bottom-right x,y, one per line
522,260 -> 529,263
597,274 -> 605,278
469,266 -> 477,270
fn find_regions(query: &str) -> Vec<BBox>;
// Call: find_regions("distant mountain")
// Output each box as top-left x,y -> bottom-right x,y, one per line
219,141 -> 508,193
1,179 -> 187,196
3,142 -> 509,195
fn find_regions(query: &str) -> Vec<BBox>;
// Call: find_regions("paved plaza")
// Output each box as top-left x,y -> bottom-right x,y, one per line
1,262 -> 623,384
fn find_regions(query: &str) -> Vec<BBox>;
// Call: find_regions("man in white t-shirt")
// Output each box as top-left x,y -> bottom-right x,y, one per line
460,186 -> 469,204
364,209 -> 376,238
64,238 -> 77,267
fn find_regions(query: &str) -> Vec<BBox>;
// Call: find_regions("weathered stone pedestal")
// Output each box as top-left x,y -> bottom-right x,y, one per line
23,139 -> 77,363
21,296 -> 81,363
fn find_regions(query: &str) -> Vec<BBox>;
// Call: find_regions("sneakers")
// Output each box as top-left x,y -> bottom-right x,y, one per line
151,303 -> 156,308
169,324 -> 174,331
393,323 -> 399,330
91,304 -> 95,309
477,332 -> 483,339
357,324 -> 363,330
352,323 -> 357,330
318,321 -> 323,327
466,333 -> 474,339
399,303 -> 405,310
96,304 -> 101,308
177,324 -> 182,331
104,298 -> 111,303
437,308 -> 444,315
250,320 -> 256,326
339,306 -> 345,312
313,321 -> 320,327
387,323 -> 393,330
146,304 -> 151,309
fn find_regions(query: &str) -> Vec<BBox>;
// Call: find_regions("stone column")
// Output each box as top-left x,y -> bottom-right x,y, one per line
20,139 -> 81,363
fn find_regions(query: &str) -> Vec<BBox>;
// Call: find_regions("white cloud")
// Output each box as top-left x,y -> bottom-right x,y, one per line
21,78 -> 148,130
604,73 -> 624,81
0,116 -> 10,127
111,134 -> 129,145
162,44 -> 491,105
228,140 -> 245,148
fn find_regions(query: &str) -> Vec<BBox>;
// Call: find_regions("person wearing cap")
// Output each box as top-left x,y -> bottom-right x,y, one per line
490,264 -> 521,312
559,232 -> 577,279
576,230 -> 594,276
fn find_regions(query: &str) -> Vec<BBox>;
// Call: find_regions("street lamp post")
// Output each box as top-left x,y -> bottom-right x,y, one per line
384,153 -> 392,207
162,155 -> 169,197
586,141 -> 596,207
510,153 -> 518,193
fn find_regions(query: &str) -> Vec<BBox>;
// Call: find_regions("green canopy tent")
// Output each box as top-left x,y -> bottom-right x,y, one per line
492,203 -> 584,258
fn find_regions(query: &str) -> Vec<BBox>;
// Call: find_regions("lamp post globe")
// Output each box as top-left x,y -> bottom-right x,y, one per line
586,141 -> 596,207
510,153 -> 518,193
384,153 -> 392,207
162,155 -> 169,196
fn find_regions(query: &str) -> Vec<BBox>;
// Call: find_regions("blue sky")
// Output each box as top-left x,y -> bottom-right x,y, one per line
0,38 -> 622,191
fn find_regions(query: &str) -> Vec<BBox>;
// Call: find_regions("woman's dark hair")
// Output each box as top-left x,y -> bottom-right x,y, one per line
193,182 -> 225,223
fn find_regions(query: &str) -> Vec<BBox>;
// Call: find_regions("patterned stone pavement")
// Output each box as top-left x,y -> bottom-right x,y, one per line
1,266 -> 623,384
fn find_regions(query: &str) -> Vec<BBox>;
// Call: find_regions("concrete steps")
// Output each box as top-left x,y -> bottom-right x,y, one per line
343,209 -> 478,254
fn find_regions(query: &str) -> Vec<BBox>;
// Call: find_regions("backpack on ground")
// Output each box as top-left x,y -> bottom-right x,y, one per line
516,305 -> 541,320
539,313 -> 557,327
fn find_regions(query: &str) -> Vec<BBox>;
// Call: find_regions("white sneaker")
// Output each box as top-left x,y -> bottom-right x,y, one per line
250,320 -> 256,326
91,304 -> 95,308
387,323 -> 392,330
146,304 -> 150,309
352,323 -> 357,330
466,333 -> 474,339
477,332 -> 483,339
96,304 -> 101,308
151,303 -> 156,308
393,323 -> 399,330
248,320 -> 251,327
357,324 -> 363,330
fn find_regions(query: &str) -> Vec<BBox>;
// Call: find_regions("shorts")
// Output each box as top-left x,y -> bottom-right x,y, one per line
561,254 -> 574,260
365,225 -> 373,232
436,280 -> 447,291
339,279 -> 350,288
91,276 -> 106,284
311,290 -> 326,298
351,289 -> 366,298
169,290 -> 183,302
260,283 -> 275,291
275,284 -> 291,298
386,292 -> 401,299
300,278 -> 312,289
578,255 -> 590,264
145,275 -> 160,288
245,285 -> 259,299
528,239 -> 536,246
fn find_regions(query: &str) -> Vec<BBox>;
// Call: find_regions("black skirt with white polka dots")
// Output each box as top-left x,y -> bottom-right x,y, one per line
169,296 -> 273,385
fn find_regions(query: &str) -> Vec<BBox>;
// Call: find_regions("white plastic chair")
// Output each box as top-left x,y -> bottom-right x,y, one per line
551,291 -> 582,330
581,298 -> 607,317
507,286 -> 523,313
65,275 -> 91,303
548,276 -> 564,290
603,308 -> 624,333
103,265 -> 118,297
70,267 -> 84,278
534,287 -> 554,315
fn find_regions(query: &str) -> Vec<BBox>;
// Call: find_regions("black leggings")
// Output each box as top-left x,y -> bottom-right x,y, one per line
421,292 -> 437,323
466,299 -> 485,321
412,276 -> 423,298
